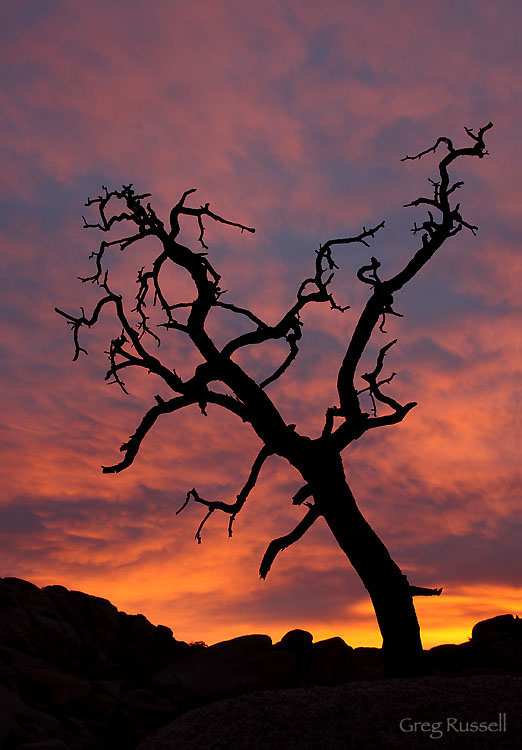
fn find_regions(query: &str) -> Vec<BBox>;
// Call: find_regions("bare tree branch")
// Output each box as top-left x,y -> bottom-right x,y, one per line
259,504 -> 321,579
332,340 -> 417,450
79,185 -> 166,284
215,300 -> 269,329
177,445 -> 273,541
336,123 -> 493,432
79,233 -> 148,284
259,323 -> 302,389
102,395 -> 197,473
363,400 -> 417,431
410,586 -> 443,597
220,223 -> 385,388
390,121 -> 493,292
360,340 -> 405,417
401,136 -> 456,162
55,295 -> 116,361
169,189 -> 255,247
292,484 -> 313,505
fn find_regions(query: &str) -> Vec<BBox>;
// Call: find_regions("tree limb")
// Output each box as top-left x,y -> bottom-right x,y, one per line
56,294 -> 116,361
215,300 -> 268,329
292,484 -> 313,505
336,124 -> 493,429
177,445 -> 272,541
360,339 -> 405,417
390,122 -> 493,292
259,504 -> 321,579
169,189 -> 255,247
259,323 -> 302,389
102,395 -> 197,473
221,223 -> 385,367
410,586 -> 443,597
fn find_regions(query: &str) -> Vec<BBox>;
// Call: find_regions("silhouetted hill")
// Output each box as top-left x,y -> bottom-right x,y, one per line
0,577 -> 520,748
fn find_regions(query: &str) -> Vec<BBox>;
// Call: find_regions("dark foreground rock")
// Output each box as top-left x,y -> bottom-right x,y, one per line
0,577 -> 195,749
0,577 -> 520,749
137,675 -> 522,750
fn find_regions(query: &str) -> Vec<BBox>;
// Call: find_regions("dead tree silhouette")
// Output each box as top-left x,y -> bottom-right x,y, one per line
57,123 -> 492,675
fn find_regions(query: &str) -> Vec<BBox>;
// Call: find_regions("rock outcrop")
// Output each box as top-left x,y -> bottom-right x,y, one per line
0,577 -> 520,749
0,577 -> 194,748
137,675 -> 522,750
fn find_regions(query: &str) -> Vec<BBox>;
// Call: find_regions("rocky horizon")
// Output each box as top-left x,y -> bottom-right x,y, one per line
1,576 -> 520,748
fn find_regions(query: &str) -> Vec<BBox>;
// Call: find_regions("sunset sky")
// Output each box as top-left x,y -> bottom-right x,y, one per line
1,0 -> 520,650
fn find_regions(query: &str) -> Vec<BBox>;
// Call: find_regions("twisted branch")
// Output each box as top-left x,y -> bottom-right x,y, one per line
336,123 -> 493,437
221,222 -> 385,389
359,340 -> 417,428
169,189 -> 255,246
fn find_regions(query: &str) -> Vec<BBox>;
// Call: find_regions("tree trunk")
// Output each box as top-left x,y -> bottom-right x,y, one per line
301,446 -> 424,676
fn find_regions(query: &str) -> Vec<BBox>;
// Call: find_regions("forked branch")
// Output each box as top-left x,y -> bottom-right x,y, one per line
359,339 -> 415,419
169,189 -> 255,247
177,445 -> 272,542
336,123 -> 492,433
221,222 -> 385,389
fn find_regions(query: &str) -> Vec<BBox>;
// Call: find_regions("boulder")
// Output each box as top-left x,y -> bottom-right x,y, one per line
105,688 -> 179,748
350,646 -> 386,680
484,636 -> 522,671
471,614 -> 522,641
0,682 -> 96,750
0,577 -> 192,680
429,621 -> 522,676
307,636 -> 354,685
0,579 -> 84,670
152,634 -> 299,703
10,657 -> 92,707
275,629 -> 313,656
428,642 -> 477,674
0,577 -> 196,749
137,675 -> 522,750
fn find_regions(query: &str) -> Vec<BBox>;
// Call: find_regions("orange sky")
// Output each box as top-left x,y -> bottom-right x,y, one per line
0,0 -> 520,649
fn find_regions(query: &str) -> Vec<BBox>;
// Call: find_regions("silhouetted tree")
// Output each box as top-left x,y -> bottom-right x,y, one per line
57,123 -> 492,675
